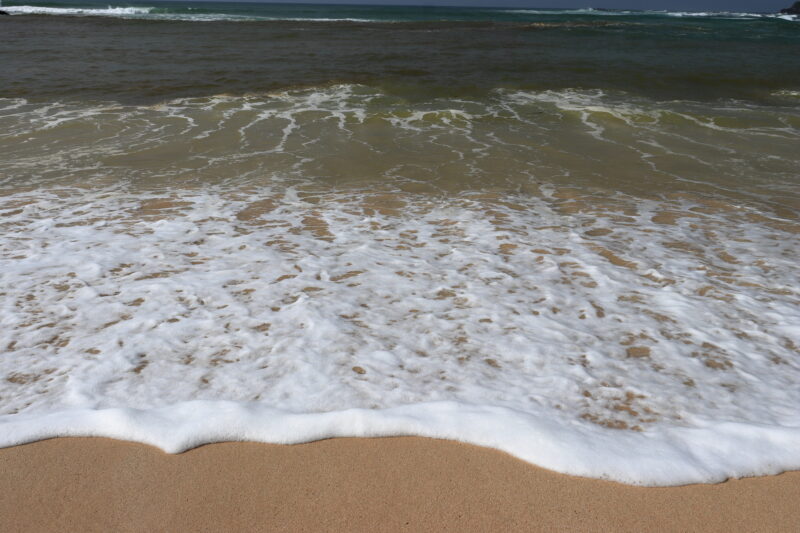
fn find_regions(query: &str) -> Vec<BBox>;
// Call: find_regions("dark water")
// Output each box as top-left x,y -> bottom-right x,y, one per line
2,3 -> 799,104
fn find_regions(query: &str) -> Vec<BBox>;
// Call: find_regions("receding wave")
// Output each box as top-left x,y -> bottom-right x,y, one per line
1,84 -> 799,485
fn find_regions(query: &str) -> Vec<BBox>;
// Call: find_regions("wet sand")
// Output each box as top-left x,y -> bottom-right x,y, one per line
1,437 -> 799,532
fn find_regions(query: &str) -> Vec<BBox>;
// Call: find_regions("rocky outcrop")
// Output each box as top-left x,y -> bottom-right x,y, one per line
781,2 -> 800,14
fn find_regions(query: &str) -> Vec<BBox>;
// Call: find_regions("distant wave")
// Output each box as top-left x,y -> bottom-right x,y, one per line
1,5 -> 381,22
508,8 -> 798,21
2,4 -> 796,23
506,8 -> 636,16
3,5 -> 155,17
663,11 -> 798,21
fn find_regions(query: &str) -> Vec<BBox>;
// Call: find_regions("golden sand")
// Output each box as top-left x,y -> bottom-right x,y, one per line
2,437 -> 799,532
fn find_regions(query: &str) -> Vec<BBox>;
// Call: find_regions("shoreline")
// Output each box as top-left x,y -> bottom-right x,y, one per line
2,436 -> 799,532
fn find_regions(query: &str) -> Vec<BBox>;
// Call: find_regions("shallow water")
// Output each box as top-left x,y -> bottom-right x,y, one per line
0,5 -> 799,485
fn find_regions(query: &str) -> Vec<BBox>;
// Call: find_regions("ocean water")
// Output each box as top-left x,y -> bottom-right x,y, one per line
1,3 -> 799,486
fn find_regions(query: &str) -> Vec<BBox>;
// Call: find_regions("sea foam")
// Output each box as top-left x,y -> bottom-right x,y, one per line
1,183 -> 798,486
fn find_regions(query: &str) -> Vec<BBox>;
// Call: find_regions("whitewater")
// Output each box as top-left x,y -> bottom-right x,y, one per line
2,177 -> 799,485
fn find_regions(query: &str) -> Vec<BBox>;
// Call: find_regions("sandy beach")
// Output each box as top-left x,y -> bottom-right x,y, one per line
2,436 -> 799,532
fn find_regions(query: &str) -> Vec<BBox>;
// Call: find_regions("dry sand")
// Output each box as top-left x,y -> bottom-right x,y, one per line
1,436 -> 799,532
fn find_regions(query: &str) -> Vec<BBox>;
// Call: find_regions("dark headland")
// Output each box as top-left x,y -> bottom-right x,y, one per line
781,2 -> 800,14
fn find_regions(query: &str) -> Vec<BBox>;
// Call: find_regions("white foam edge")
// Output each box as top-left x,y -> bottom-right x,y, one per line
2,400 -> 798,487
